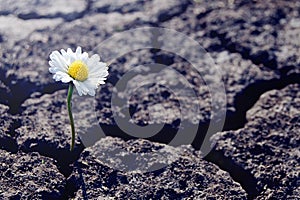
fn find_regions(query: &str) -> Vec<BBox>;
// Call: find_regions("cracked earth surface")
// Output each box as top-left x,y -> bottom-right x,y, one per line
0,0 -> 299,199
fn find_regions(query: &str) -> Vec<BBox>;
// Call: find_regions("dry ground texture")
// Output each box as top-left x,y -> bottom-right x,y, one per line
0,0 -> 299,199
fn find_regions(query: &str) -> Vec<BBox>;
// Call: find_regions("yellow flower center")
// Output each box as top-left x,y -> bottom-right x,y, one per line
68,60 -> 88,81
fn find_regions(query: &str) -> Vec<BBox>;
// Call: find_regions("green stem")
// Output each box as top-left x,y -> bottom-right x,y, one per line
67,83 -> 75,151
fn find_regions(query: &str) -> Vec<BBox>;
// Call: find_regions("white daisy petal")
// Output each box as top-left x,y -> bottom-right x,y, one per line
61,75 -> 73,83
49,46 -> 109,96
60,49 -> 71,65
73,81 -> 83,96
89,61 -> 107,73
73,80 -> 89,96
81,52 -> 89,62
67,48 -> 76,63
53,71 -> 66,82
75,46 -> 82,60
99,62 -> 107,68
60,49 -> 67,56
88,90 -> 96,96
98,80 -> 106,85
76,46 -> 82,54
49,53 -> 68,73
81,81 -> 96,96
91,54 -> 100,61
67,48 -> 73,54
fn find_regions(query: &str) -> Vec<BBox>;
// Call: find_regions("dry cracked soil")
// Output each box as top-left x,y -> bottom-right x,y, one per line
0,0 -> 299,199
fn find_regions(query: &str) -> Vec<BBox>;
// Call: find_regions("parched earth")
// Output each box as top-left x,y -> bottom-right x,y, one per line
0,0 -> 299,199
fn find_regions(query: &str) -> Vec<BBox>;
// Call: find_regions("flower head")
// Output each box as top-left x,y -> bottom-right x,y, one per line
49,46 -> 108,96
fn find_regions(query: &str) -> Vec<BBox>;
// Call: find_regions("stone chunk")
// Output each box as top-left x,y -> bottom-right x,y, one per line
200,0 -> 300,74
0,15 -> 62,45
0,104 -> 18,152
16,90 -> 74,151
0,150 -> 65,199
0,0 -> 86,20
71,137 -> 247,199
211,84 -> 300,199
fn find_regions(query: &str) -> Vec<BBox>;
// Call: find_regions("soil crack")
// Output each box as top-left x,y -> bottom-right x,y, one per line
17,0 -> 92,22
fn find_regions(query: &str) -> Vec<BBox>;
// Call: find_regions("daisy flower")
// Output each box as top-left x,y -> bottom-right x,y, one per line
49,46 -> 108,96
48,46 -> 109,151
